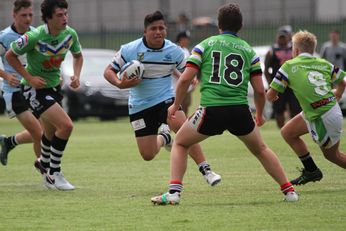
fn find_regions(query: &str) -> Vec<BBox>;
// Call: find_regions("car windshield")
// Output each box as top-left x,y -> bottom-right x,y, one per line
62,52 -> 113,82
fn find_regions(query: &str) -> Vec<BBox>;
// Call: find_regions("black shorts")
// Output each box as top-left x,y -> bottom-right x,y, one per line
2,91 -> 29,118
129,98 -> 178,137
21,84 -> 63,118
189,104 -> 255,136
273,88 -> 301,115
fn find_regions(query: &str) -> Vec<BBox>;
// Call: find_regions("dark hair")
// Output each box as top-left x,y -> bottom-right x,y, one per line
13,0 -> 32,13
176,30 -> 190,42
144,11 -> 165,28
41,0 -> 68,23
217,3 -> 242,33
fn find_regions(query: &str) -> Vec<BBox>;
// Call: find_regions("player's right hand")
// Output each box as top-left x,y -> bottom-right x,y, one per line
5,73 -> 20,87
28,76 -> 46,89
118,72 -> 142,88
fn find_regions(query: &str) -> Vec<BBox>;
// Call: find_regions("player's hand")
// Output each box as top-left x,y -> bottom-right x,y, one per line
255,112 -> 266,127
70,75 -> 80,89
118,73 -> 142,88
168,104 -> 180,120
28,76 -> 46,89
5,73 -> 20,87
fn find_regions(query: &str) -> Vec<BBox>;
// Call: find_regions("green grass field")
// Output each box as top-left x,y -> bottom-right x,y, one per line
0,115 -> 346,231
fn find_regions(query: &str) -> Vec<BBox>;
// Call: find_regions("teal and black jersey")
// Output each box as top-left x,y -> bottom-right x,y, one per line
188,32 -> 262,107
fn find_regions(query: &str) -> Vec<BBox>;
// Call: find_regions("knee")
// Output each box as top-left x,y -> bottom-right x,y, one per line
61,121 -> 74,135
140,152 -> 155,161
280,127 -> 289,141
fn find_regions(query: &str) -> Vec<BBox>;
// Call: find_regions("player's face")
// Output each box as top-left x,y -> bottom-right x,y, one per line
13,7 -> 33,32
49,7 -> 68,31
144,20 -> 167,48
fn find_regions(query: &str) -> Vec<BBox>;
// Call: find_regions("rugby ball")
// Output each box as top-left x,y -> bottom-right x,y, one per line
118,60 -> 145,80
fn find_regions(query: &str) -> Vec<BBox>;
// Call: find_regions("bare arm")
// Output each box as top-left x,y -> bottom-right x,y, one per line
250,74 -> 266,126
333,79 -> 346,101
69,52 -> 83,89
5,49 -> 46,88
167,66 -> 197,119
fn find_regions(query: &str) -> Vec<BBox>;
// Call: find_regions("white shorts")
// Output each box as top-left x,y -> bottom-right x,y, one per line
303,104 -> 343,149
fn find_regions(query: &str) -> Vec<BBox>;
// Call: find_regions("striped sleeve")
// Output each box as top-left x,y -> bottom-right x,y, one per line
270,67 -> 288,93
187,44 -> 204,67
331,65 -> 346,84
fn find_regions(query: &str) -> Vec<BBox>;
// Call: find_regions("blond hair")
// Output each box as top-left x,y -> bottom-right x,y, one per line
292,30 -> 317,54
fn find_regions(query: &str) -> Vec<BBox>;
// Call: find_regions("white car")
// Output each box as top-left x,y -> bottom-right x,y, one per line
61,48 -> 129,120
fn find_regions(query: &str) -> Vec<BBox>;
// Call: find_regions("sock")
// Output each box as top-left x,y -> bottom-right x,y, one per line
49,135 -> 68,175
40,135 -> 51,170
5,136 -> 18,150
198,161 -> 211,175
159,132 -> 171,146
281,182 -> 295,195
299,152 -> 318,172
168,180 -> 183,194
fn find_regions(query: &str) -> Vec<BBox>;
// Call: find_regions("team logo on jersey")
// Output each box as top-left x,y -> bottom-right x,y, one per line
164,54 -> 172,61
137,52 -> 144,61
208,40 -> 216,46
15,35 -> 29,49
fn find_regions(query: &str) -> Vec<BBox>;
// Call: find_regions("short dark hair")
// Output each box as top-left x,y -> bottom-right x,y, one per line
144,11 -> 165,28
176,30 -> 190,42
13,0 -> 32,13
41,0 -> 68,23
217,3 -> 242,33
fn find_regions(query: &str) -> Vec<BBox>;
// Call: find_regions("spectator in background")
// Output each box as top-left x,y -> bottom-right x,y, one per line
320,29 -> 346,70
176,12 -> 190,32
264,26 -> 301,128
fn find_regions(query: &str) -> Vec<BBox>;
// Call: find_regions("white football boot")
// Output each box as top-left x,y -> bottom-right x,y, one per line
284,191 -> 299,202
51,172 -> 75,190
204,170 -> 222,186
151,192 -> 180,205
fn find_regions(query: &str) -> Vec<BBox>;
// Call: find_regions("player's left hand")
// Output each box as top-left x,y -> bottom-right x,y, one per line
168,104 -> 180,120
69,75 -> 80,89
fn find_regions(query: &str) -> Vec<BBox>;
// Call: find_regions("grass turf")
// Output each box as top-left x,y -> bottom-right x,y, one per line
0,115 -> 346,230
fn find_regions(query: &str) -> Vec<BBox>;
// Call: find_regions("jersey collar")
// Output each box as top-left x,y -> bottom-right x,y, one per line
298,52 -> 313,57
142,36 -> 165,50
221,31 -> 238,37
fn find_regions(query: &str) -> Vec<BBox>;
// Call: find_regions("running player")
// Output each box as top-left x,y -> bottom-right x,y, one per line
6,0 -> 83,190
0,0 -> 43,172
267,30 -> 346,186
104,10 -> 221,186
151,3 -> 298,205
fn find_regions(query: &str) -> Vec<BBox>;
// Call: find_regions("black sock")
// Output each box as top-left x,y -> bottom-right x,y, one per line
5,136 -> 17,150
299,153 -> 318,172
49,135 -> 68,175
198,161 -> 211,175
